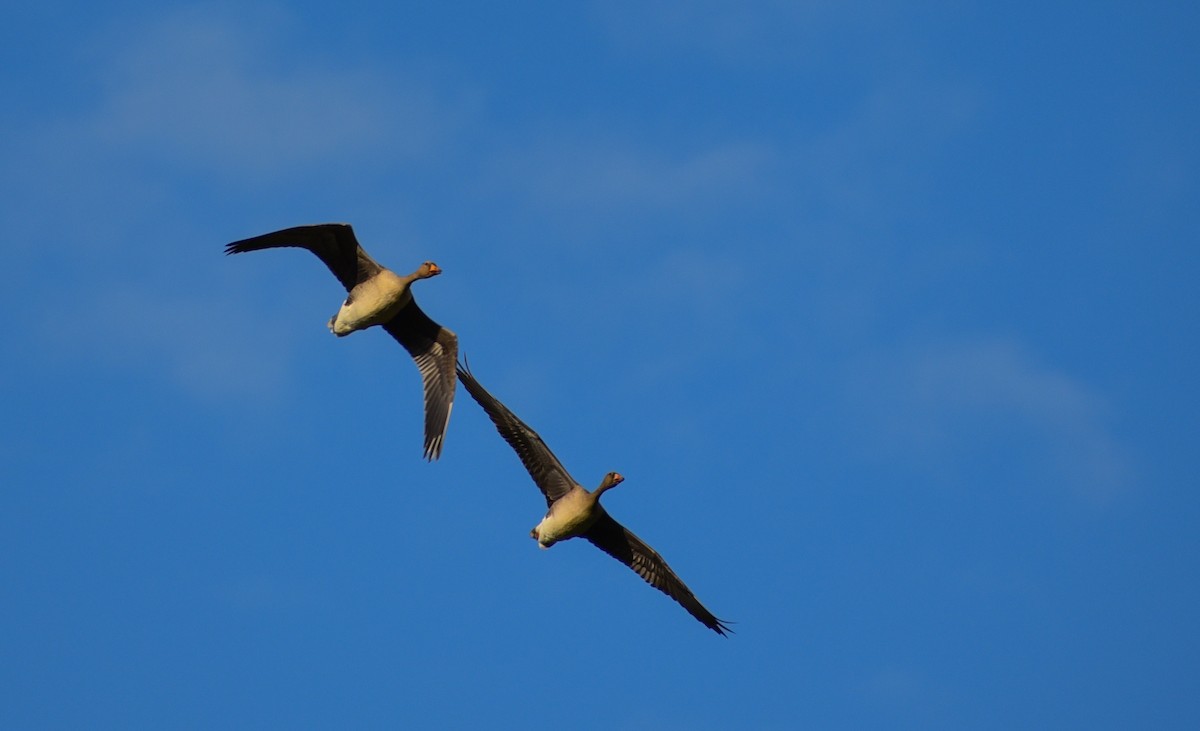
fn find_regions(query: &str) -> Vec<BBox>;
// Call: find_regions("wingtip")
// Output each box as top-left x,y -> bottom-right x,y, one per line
423,434 -> 445,461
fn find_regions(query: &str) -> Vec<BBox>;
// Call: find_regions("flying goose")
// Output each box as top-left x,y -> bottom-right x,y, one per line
456,361 -> 731,636
225,223 -> 457,460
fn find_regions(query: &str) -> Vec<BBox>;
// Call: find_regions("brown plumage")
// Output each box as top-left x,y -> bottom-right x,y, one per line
456,360 -> 731,636
225,223 -> 457,460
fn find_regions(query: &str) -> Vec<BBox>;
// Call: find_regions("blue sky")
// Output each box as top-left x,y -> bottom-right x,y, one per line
2,1 -> 1198,728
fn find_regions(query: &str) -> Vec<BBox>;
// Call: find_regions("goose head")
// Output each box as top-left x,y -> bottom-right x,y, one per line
594,472 -> 624,495
416,261 -> 442,278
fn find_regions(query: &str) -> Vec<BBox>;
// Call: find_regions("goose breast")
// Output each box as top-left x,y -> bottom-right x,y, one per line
329,270 -> 410,336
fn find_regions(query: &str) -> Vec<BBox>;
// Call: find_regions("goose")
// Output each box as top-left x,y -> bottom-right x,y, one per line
225,223 -> 457,460
456,361 -> 731,636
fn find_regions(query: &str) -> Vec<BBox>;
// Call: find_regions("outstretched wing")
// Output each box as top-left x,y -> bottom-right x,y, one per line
584,512 -> 732,636
382,301 -> 458,461
455,361 -> 577,504
225,223 -> 383,292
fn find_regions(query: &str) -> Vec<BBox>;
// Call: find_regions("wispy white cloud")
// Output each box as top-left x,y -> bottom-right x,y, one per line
845,338 -> 1133,502
39,284 -> 301,402
216,572 -> 317,613
495,137 -> 771,214
862,664 -> 941,707
648,248 -> 751,309
87,8 -> 469,179
593,0 -> 903,65
484,71 -> 977,243
794,78 -> 981,221
0,7 -> 475,272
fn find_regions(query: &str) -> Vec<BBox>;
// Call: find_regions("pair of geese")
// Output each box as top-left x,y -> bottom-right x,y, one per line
227,223 -> 730,636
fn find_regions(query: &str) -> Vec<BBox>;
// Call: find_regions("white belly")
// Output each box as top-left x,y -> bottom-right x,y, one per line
534,491 -> 598,547
329,272 -> 409,335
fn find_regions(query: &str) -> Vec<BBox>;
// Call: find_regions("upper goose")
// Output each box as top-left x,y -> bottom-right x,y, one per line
456,361 -> 731,636
225,223 -> 457,460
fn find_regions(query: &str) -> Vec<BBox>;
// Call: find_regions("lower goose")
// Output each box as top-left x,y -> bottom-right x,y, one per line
456,361 -> 731,636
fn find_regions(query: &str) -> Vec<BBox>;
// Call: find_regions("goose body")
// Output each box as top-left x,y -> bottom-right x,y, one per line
457,361 -> 731,636
328,268 -> 412,336
532,475 -> 621,548
225,223 -> 457,460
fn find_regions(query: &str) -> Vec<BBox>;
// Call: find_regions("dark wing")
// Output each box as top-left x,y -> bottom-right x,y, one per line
455,360 -> 577,504
584,512 -> 732,636
224,223 -> 383,292
382,300 -> 458,461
